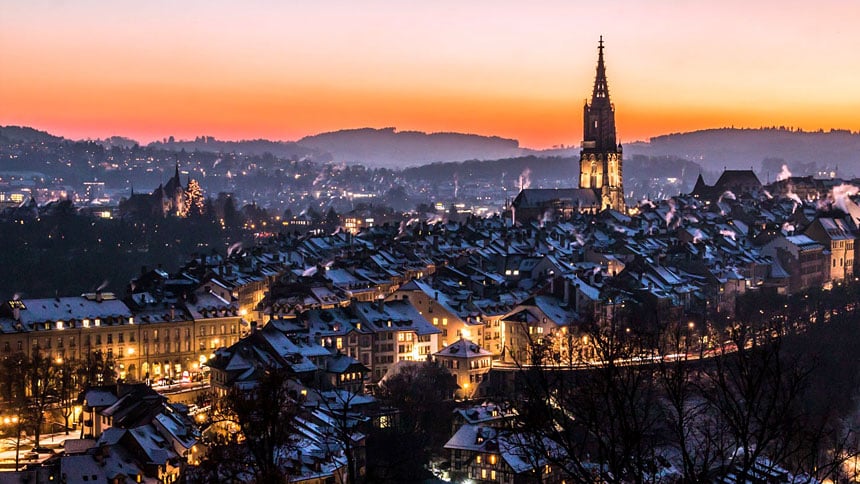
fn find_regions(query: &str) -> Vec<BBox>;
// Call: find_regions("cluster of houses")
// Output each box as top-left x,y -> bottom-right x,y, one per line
3,169 -> 860,482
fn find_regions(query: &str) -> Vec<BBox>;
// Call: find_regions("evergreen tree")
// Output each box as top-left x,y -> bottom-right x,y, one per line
185,179 -> 205,218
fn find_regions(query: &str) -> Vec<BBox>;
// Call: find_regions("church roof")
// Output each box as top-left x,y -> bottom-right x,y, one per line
714,170 -> 762,190
512,188 -> 598,209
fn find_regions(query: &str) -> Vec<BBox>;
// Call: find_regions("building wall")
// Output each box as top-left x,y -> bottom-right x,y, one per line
0,312 -> 242,384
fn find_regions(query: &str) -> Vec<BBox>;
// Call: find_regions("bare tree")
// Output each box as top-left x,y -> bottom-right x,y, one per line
25,348 -> 58,450
310,387 -> 369,484
196,367 -> 300,484
2,352 -> 29,469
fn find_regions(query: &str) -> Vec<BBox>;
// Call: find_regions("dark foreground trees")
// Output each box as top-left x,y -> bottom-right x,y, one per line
366,362 -> 458,483
501,306 -> 860,483
191,369 -> 301,484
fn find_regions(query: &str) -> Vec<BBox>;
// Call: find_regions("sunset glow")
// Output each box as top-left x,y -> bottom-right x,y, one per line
2,0 -> 860,148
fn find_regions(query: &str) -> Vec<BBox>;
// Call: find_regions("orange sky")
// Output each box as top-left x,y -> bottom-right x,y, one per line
2,0 -> 860,149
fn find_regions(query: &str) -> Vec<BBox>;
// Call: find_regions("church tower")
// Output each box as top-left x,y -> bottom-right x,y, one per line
580,36 -> 625,212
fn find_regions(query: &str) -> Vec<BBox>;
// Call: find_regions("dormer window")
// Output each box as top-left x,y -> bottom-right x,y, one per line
82,319 -> 90,328
94,318 -> 101,327
56,321 -> 64,330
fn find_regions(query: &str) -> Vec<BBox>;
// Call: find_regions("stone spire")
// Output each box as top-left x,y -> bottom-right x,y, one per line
591,35 -> 610,105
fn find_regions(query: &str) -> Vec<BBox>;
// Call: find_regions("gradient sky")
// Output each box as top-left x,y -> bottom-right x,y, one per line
2,0 -> 860,148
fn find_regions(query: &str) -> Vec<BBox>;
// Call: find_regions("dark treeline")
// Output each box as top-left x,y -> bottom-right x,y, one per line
0,201 -> 244,298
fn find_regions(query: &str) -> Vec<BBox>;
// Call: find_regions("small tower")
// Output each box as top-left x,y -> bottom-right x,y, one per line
580,36 -> 625,213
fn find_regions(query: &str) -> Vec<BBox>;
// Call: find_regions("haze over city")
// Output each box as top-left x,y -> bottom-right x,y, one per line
3,0 -> 860,148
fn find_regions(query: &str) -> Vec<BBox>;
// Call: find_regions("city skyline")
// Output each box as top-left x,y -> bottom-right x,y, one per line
2,0 -> 860,149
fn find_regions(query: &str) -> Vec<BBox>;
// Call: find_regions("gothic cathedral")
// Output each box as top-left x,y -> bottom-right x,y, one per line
580,37 -> 625,213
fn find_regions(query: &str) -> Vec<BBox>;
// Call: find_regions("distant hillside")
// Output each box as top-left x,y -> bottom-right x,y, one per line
0,126 -> 64,143
627,127 -> 860,178
402,155 -> 576,185
298,127 -> 524,168
400,153 -> 705,200
148,136 -> 326,161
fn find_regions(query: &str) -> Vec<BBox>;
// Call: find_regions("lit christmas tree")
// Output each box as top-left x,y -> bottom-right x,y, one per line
185,179 -> 205,217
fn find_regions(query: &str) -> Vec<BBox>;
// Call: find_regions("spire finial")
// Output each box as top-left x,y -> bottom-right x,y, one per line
591,36 -> 609,103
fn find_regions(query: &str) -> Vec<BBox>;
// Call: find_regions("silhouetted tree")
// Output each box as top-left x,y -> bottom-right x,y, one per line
196,368 -> 301,484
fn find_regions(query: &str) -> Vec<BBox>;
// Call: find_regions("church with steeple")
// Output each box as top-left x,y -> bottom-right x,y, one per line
119,161 -> 203,219
579,36 -> 625,213
511,37 -> 626,223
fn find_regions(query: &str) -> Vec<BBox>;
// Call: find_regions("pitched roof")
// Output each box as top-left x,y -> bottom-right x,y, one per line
512,188 -> 599,209
434,337 -> 492,359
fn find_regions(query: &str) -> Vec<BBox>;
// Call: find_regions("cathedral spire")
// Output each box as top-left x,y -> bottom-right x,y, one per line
580,36 -> 624,213
591,35 -> 610,104
174,160 -> 180,181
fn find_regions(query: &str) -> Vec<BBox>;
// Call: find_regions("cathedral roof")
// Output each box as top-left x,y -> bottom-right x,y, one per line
714,170 -> 762,190
512,188 -> 599,209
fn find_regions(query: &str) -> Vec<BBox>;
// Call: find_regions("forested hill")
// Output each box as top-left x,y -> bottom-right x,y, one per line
298,127 -> 524,168
147,137 -> 325,161
628,127 -> 860,176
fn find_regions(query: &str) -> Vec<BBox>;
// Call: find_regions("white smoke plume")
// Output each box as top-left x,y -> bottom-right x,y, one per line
454,174 -> 459,199
539,209 -> 553,228
639,197 -> 656,209
302,266 -> 318,277
786,191 -> 802,205
312,171 -> 326,187
691,228 -> 706,243
782,222 -> 796,234
664,199 -> 676,228
719,229 -> 737,241
227,241 -> 243,257
518,168 -> 532,190
830,184 -> 860,213
719,191 -> 737,203
776,164 -> 792,182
